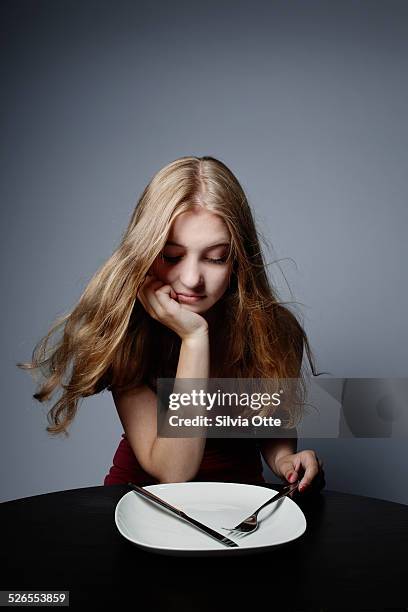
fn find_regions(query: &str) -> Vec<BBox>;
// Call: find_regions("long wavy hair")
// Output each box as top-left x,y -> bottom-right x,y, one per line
17,155 -> 323,437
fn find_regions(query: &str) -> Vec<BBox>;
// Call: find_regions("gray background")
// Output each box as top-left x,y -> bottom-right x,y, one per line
1,0 -> 407,504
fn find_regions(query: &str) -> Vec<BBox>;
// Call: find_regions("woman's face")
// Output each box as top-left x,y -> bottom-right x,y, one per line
150,207 -> 233,314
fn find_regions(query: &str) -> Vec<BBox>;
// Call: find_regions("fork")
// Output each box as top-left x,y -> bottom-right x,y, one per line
221,480 -> 300,537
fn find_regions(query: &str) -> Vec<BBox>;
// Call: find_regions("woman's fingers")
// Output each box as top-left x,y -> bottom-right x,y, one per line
149,280 -> 178,312
298,453 -> 325,493
138,273 -> 179,321
277,450 -> 325,495
289,451 -> 324,493
137,270 -> 209,340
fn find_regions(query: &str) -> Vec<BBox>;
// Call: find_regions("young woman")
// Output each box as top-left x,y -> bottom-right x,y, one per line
18,155 -> 325,495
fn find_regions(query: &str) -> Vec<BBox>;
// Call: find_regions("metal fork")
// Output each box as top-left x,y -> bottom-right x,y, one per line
221,481 -> 300,537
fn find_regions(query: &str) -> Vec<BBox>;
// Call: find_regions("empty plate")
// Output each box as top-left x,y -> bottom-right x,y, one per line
115,482 -> 307,556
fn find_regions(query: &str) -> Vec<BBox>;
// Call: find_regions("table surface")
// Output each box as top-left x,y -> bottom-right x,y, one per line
1,483 -> 407,610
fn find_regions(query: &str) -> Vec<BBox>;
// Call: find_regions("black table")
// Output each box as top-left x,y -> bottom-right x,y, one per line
1,483 -> 407,611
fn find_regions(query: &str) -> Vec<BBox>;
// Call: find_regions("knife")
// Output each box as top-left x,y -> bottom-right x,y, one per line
127,482 -> 239,548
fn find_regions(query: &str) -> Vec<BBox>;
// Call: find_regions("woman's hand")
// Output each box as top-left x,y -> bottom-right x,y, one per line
274,450 -> 326,495
137,273 -> 209,341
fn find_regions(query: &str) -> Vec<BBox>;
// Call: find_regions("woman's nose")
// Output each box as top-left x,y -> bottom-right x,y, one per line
178,259 -> 205,289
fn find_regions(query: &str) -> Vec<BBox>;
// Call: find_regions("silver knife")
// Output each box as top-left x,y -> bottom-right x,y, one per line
127,482 -> 239,548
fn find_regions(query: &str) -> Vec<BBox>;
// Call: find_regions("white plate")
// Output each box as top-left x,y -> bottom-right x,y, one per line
115,482 -> 307,556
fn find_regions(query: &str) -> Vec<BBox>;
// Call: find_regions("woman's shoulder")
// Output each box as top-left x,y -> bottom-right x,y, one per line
109,377 -> 155,397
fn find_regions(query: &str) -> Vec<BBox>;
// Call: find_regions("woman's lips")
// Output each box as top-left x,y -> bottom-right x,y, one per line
176,293 -> 206,304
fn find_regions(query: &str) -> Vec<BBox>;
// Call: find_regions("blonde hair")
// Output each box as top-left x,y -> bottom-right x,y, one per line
17,155 -> 322,436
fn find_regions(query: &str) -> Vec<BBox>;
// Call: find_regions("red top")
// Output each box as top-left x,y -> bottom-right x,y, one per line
104,434 -> 266,485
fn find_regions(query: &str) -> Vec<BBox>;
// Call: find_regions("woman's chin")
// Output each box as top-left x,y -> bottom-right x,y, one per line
180,301 -> 212,314
181,302 -> 207,311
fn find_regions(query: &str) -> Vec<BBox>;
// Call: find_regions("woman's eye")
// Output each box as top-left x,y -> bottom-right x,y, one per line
161,255 -> 228,265
205,257 -> 228,265
161,255 -> 181,263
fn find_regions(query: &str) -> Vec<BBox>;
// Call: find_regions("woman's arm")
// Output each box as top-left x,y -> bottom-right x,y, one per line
149,332 -> 209,482
112,272 -> 212,483
112,331 -> 209,484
